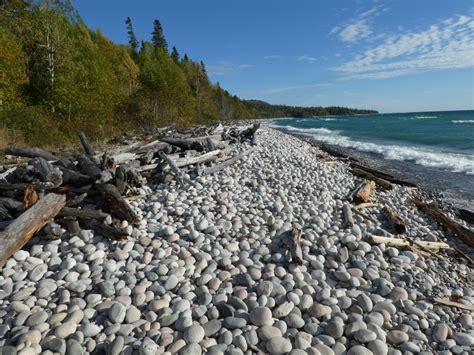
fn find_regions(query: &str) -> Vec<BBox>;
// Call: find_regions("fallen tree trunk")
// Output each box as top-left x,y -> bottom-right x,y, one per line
412,198 -> 474,248
0,193 -> 66,267
369,235 -> 450,250
289,223 -> 303,265
4,147 -> 59,161
58,207 -> 109,220
159,151 -> 194,185
96,183 -> 139,224
356,180 -> 376,203
351,168 -> 393,191
30,157 -> 63,187
200,148 -> 255,175
342,203 -> 354,228
383,206 -> 406,234
77,154 -> 102,178
59,167 -> 94,187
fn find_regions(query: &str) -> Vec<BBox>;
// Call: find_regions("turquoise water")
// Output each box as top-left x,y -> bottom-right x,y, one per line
269,110 -> 474,175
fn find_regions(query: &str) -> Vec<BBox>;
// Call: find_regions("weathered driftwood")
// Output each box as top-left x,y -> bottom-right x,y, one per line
412,198 -> 474,248
96,183 -> 139,224
356,180 -> 376,203
0,197 -> 22,212
355,202 -> 379,210
0,205 -> 12,221
382,206 -> 406,234
132,140 -> 170,154
0,193 -> 66,267
350,162 -> 417,187
77,154 -> 102,178
369,235 -> 450,250
158,151 -> 193,185
352,207 -> 379,225
176,150 -> 223,168
0,167 -> 17,182
200,148 -> 255,175
65,193 -> 88,207
108,152 -> 137,165
59,167 -> 94,187
78,131 -> 96,156
4,147 -> 59,161
342,203 -> 354,228
347,181 -> 365,202
161,137 -> 206,152
431,297 -> 474,311
30,157 -> 63,187
289,223 -> 303,265
59,207 -> 109,220
457,208 -> 474,225
80,218 -> 127,241
351,168 -> 393,191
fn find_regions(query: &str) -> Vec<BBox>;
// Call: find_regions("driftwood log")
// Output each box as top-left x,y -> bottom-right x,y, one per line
347,181 -> 365,202
351,168 -> 393,191
80,219 -> 127,241
5,147 -> 59,161
79,131 -> 97,156
0,193 -> 66,267
30,157 -> 63,187
355,202 -> 378,210
96,183 -> 139,224
369,235 -> 450,250
200,148 -> 255,175
158,151 -> 193,185
412,198 -> 474,248
382,206 -> 406,234
350,162 -> 417,187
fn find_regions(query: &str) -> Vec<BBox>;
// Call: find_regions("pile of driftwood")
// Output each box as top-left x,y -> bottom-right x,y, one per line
0,123 -> 260,267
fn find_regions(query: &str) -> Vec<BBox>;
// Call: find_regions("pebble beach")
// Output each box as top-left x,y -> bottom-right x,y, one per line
0,126 -> 473,354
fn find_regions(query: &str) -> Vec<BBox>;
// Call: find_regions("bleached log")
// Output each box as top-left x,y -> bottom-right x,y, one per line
108,152 -> 137,164
132,140 -> 170,154
412,198 -> 474,248
200,148 -> 255,175
0,193 -> 66,267
431,297 -> 474,311
356,180 -> 376,203
383,206 -> 406,234
175,150 -> 223,168
355,202 -> 379,210
342,203 -> 354,228
369,235 -> 450,249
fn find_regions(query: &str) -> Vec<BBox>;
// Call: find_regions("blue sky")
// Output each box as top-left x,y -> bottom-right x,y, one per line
73,0 -> 474,113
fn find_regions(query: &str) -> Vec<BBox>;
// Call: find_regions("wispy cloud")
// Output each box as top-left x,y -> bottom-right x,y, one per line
207,62 -> 254,76
264,54 -> 282,60
298,55 -> 318,63
260,83 -> 332,94
336,14 -> 474,80
330,6 -> 385,43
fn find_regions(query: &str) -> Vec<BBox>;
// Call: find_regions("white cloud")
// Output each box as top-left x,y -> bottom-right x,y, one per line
330,6 -> 385,43
336,14 -> 474,80
264,54 -> 282,60
298,55 -> 318,63
260,83 -> 332,94
207,62 -> 254,76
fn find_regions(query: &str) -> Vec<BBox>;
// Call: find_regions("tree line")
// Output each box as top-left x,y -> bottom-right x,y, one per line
0,0 -> 377,146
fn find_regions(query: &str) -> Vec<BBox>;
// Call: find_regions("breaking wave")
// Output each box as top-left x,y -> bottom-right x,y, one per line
452,120 -> 474,124
277,125 -> 474,175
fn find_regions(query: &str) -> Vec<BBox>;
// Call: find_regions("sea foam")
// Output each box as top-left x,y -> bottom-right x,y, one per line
452,120 -> 474,124
274,124 -> 474,175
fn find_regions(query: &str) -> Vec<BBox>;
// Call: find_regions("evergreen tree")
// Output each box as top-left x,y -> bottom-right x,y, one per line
182,53 -> 189,62
125,16 -> 138,55
151,19 -> 167,50
171,46 -> 179,62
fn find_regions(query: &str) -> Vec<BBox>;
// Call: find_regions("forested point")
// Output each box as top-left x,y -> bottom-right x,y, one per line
0,0 -> 377,147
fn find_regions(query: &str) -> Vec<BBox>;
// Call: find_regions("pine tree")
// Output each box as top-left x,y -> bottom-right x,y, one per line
182,53 -> 189,62
151,19 -> 167,50
171,46 -> 179,62
125,17 -> 138,54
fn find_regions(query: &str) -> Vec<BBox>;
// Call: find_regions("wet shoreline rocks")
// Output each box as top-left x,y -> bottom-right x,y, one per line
0,126 -> 473,354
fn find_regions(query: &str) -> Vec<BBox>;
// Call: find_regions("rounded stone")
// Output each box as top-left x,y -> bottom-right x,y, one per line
387,330 -> 409,345
266,337 -> 292,354
249,307 -> 273,326
183,324 -> 205,344
55,322 -> 77,339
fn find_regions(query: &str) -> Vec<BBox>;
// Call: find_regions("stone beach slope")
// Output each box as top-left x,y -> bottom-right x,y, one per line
0,126 -> 473,354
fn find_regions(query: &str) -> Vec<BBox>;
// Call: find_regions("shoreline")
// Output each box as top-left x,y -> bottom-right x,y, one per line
0,125 -> 473,354
271,125 -> 474,211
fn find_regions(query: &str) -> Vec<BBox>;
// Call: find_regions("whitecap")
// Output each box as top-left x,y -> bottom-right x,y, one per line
452,120 -> 474,124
